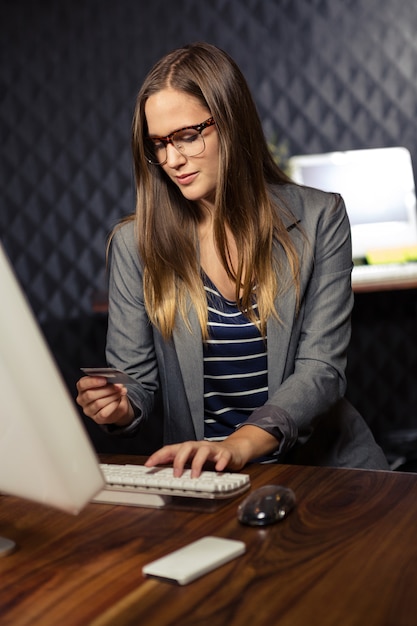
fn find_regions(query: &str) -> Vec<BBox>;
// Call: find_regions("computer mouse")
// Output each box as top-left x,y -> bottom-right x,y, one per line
237,484 -> 296,526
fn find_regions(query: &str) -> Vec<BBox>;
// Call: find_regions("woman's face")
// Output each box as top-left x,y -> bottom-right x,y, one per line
145,88 -> 219,210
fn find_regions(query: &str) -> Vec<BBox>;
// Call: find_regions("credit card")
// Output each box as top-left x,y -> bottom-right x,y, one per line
81,367 -> 134,385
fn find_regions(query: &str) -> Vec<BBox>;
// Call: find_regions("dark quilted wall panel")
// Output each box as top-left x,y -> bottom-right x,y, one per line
1,0 -> 416,454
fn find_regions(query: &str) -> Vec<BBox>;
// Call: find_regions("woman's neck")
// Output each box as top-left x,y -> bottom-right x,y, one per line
197,214 -> 243,302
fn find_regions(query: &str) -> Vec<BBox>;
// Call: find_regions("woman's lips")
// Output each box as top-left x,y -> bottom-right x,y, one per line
176,172 -> 198,185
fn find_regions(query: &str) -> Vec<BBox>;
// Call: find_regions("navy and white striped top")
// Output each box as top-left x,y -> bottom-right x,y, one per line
202,273 -> 268,441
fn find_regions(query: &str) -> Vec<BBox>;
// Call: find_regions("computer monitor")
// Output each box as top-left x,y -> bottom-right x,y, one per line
0,243 -> 104,522
289,146 -> 417,260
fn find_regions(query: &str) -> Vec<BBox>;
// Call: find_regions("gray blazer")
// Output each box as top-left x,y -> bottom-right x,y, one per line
106,183 -> 388,470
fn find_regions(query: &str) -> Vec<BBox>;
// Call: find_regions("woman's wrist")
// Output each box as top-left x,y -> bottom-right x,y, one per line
112,397 -> 135,427
226,425 -> 279,466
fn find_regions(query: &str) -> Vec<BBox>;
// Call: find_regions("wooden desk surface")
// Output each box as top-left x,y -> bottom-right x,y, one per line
1,458 -> 417,626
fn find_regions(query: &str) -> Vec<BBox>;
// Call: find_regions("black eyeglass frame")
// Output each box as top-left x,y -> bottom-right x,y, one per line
145,117 -> 216,165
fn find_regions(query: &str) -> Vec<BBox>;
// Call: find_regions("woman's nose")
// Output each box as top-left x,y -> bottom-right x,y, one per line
165,142 -> 187,167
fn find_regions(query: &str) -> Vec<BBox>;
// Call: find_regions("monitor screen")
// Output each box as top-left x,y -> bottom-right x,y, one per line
0,243 -> 104,516
289,147 -> 417,259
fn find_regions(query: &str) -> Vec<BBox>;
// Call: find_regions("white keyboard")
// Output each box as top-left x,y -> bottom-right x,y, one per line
352,262 -> 417,286
93,463 -> 251,508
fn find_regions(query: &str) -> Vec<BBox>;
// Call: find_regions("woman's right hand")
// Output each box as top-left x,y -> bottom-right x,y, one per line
76,376 -> 134,427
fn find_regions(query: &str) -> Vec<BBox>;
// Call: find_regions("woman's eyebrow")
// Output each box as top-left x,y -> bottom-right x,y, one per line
147,127 -> 178,139
147,122 -> 195,139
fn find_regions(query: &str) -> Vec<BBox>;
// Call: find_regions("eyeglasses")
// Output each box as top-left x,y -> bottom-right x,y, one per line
145,117 -> 216,165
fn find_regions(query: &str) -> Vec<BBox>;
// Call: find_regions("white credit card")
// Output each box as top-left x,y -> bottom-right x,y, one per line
81,367 -> 134,385
142,536 -> 246,585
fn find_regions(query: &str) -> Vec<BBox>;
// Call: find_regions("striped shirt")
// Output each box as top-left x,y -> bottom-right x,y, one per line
202,274 -> 268,441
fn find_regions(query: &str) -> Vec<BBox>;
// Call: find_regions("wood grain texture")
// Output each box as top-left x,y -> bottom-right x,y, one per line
1,457 -> 416,626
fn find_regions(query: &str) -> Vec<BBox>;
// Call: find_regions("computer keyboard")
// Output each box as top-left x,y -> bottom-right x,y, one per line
92,463 -> 251,508
352,262 -> 417,286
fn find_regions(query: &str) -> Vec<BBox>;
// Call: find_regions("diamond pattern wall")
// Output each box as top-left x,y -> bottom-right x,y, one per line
1,0 -> 417,453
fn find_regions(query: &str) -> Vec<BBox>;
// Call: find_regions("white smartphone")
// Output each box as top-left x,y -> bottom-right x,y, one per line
142,536 -> 246,585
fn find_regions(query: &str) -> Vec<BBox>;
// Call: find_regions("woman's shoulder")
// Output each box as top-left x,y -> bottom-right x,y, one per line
271,182 -> 346,226
108,217 -> 141,263
275,181 -> 341,206
110,216 -> 136,247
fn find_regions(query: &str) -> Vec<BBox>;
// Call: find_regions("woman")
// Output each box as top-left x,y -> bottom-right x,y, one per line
76,42 -> 388,475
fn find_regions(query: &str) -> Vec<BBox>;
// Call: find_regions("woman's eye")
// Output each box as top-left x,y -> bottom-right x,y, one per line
176,131 -> 199,144
152,140 -> 165,151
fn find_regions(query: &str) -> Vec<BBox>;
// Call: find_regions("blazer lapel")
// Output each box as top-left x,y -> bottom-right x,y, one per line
267,220 -> 302,396
267,284 -> 297,397
173,304 -> 205,439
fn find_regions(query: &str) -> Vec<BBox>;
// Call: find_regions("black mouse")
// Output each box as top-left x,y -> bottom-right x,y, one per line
237,484 -> 296,526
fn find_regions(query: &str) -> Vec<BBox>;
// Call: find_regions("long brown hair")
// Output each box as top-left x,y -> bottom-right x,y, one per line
130,42 -> 300,340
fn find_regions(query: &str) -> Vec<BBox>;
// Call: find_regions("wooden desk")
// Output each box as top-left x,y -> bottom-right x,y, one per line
1,459 -> 417,626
